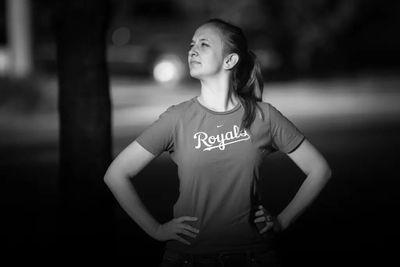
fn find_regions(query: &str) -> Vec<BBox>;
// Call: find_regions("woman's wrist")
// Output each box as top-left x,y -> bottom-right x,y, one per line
149,222 -> 162,239
275,214 -> 287,232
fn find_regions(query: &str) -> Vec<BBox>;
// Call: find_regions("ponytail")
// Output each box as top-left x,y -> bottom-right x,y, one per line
236,50 -> 264,132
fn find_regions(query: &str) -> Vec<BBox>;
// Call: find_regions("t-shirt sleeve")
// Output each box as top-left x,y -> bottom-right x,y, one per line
268,104 -> 305,153
135,105 -> 177,156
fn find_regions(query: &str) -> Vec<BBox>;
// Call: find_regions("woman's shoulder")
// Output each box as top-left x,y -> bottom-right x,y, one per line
255,101 -> 287,122
256,101 -> 271,108
161,97 -> 197,117
256,100 -> 274,114
257,101 -> 285,113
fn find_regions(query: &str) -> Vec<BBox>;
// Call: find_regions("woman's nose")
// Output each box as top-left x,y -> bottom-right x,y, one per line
189,46 -> 198,57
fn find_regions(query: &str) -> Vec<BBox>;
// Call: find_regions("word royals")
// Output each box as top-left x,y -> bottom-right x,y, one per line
194,125 -> 251,151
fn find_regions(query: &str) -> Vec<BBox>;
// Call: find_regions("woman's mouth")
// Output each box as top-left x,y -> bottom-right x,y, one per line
189,60 -> 201,65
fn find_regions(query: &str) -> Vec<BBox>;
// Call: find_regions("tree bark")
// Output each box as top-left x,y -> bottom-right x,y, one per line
55,0 -> 114,257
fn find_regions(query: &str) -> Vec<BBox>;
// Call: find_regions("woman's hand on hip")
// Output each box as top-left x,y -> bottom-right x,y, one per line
254,205 -> 282,234
153,216 -> 199,245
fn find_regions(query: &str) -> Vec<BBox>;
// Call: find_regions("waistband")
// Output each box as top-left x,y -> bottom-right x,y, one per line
164,245 -> 274,259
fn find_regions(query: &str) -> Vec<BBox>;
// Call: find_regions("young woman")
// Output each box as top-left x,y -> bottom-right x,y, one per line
104,18 -> 332,267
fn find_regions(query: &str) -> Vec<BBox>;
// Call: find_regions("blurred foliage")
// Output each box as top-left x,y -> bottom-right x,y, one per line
260,0 -> 360,72
180,0 -> 360,71
177,0 -> 400,76
13,0 -> 400,79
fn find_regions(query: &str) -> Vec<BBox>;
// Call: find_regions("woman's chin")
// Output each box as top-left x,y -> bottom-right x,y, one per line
189,70 -> 202,79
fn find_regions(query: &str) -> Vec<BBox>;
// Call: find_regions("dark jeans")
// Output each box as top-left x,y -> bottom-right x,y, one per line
159,248 -> 281,267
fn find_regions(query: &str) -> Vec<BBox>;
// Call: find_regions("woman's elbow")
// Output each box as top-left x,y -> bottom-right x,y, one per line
103,166 -> 123,186
103,168 -> 114,185
320,162 -> 332,181
310,160 -> 332,182
326,166 -> 332,180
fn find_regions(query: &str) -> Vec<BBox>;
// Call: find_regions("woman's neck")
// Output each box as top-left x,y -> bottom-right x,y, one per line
198,76 -> 239,112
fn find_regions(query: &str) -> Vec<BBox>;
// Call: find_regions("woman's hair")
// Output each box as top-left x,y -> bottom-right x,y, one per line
204,18 -> 265,131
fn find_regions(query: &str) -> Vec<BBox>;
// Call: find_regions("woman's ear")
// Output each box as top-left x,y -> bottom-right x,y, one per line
223,53 -> 239,70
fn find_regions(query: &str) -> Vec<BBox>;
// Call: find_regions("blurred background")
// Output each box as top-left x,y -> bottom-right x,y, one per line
0,0 -> 399,266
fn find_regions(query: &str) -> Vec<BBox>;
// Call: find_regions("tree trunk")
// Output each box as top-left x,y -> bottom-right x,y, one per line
55,0 -> 114,258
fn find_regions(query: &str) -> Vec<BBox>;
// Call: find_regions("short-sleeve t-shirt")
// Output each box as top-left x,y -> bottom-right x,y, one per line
135,96 -> 305,254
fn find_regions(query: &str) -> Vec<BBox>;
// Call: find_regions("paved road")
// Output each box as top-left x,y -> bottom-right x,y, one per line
1,76 -> 399,266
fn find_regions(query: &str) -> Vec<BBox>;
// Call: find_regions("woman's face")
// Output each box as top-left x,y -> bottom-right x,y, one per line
188,24 -> 226,79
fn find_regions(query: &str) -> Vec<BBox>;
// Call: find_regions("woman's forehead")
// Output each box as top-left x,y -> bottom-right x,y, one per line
192,25 -> 222,43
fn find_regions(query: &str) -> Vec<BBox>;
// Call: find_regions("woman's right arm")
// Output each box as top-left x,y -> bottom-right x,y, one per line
104,140 -> 199,245
104,140 -> 160,237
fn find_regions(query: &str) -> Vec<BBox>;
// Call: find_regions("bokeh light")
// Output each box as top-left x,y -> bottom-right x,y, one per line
111,27 -> 131,46
152,54 -> 184,84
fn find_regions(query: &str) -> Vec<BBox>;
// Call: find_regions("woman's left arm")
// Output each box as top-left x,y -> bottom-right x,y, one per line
277,138 -> 332,231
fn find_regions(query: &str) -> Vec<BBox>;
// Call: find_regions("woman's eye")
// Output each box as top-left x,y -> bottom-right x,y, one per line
188,43 -> 208,51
